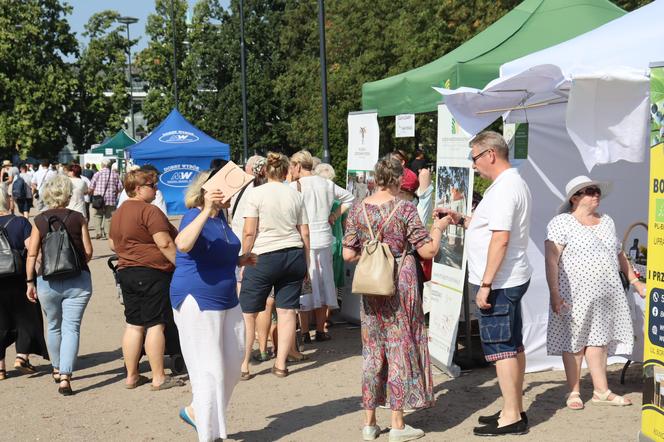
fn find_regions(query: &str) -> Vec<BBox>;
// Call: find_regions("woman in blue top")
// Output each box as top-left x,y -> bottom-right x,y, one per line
171,167 -> 256,442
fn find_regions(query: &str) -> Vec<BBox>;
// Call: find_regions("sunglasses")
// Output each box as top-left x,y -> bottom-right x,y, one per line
143,182 -> 157,189
574,186 -> 601,197
471,149 -> 493,163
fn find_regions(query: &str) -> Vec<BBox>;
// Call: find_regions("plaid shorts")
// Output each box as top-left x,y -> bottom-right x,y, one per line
470,280 -> 530,362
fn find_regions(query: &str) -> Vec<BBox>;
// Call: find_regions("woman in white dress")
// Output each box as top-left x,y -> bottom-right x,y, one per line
66,164 -> 88,218
290,150 -> 354,342
545,176 -> 646,410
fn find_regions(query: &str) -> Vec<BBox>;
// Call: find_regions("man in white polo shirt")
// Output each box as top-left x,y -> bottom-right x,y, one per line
440,131 -> 532,436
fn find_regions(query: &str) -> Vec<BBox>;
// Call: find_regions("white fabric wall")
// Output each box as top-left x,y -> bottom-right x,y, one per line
511,103 -> 649,372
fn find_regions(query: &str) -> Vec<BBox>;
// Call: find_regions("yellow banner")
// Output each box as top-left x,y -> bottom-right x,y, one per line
643,62 -> 664,441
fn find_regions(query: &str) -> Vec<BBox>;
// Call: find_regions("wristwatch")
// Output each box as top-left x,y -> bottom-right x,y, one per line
457,216 -> 465,227
480,281 -> 492,289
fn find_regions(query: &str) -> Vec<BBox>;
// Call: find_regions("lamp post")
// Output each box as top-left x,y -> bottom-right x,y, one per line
118,16 -> 139,139
239,0 -> 249,163
318,0 -> 330,164
170,0 -> 179,109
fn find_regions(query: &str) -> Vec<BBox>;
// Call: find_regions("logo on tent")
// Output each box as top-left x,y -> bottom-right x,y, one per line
160,164 -> 201,187
159,130 -> 200,144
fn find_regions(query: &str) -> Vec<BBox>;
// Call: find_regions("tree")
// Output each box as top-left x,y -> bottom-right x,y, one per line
137,0 -> 191,128
0,0 -> 78,159
612,0 -> 652,11
70,10 -> 134,152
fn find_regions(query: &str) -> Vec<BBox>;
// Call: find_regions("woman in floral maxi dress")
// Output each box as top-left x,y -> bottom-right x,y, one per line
343,155 -> 452,442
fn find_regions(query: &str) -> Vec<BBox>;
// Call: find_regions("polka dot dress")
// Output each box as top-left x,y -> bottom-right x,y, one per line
546,213 -> 633,356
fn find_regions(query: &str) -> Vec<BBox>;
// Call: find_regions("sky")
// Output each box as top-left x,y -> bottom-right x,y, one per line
66,0 -> 230,54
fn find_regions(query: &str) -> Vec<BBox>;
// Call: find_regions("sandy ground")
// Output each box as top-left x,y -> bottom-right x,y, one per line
1,234 -> 644,441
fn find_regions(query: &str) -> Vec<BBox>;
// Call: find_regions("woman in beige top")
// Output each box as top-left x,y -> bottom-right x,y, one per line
239,152 -> 310,379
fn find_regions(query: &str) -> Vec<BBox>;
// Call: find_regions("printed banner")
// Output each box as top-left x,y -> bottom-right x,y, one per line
427,104 -> 474,374
395,114 -> 415,138
347,111 -> 380,204
642,62 -> 664,442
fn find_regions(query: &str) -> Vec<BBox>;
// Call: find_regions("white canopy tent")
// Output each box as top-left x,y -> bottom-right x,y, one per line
435,1 -> 664,371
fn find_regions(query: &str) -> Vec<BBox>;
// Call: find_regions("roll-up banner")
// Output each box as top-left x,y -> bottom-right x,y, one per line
427,104 -> 474,376
347,110 -> 380,203
641,62 -> 664,442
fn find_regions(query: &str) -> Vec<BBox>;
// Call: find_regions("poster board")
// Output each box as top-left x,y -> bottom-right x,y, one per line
641,62 -> 664,442
347,110 -> 380,203
428,104 -> 474,376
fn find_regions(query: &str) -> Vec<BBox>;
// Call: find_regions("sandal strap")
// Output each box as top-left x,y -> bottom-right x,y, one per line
593,389 -> 612,401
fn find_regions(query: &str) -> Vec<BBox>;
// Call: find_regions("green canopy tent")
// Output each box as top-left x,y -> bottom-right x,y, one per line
362,0 -> 625,116
89,130 -> 136,174
90,130 -> 136,156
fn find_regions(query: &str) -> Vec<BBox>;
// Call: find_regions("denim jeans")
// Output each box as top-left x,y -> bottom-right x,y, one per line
469,279 -> 530,362
37,271 -> 92,375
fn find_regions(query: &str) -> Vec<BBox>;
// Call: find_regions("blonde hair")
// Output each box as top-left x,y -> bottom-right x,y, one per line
266,152 -> 289,180
42,175 -> 72,208
314,163 -> 335,180
124,170 -> 157,197
312,156 -> 322,170
290,150 -> 314,171
184,170 -> 211,209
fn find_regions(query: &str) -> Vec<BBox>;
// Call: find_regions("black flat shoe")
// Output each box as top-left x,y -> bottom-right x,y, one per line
473,419 -> 528,437
478,411 -> 528,425
315,331 -> 331,342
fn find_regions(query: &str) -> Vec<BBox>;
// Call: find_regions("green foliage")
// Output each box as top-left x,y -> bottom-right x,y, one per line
70,10 -> 132,152
0,0 -> 78,159
611,0 -> 652,11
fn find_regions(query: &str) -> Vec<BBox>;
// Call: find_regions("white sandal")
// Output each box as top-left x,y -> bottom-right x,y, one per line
591,389 -> 631,406
566,391 -> 584,410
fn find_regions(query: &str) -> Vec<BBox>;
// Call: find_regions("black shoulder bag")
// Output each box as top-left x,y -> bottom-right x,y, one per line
91,171 -> 111,210
41,211 -> 82,281
0,216 -> 25,278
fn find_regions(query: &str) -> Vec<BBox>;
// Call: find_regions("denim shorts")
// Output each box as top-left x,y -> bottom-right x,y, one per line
469,279 -> 530,362
239,247 -> 306,313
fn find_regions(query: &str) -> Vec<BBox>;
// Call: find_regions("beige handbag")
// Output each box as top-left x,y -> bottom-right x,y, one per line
351,201 -> 404,296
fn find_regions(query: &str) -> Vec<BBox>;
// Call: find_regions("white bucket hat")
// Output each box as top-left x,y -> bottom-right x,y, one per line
558,175 -> 612,214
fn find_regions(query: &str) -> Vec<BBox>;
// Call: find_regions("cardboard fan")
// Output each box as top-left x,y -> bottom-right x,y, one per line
202,160 -> 254,203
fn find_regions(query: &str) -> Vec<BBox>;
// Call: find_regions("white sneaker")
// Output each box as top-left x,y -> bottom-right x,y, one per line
362,424 -> 381,441
389,425 -> 424,442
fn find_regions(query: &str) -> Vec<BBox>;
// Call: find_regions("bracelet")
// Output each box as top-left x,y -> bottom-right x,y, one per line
26,279 -> 35,284
629,277 -> 640,284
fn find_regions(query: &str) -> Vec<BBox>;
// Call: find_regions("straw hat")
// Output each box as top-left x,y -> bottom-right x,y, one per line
1,160 -> 11,167
558,175 -> 612,214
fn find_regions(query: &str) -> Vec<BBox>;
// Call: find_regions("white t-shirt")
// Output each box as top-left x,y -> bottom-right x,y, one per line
290,175 -> 354,249
243,181 -> 308,255
116,188 -> 168,215
67,177 -> 88,216
230,181 -> 255,252
466,168 -> 532,288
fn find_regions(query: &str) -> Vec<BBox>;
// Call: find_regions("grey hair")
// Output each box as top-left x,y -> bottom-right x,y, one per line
469,130 -> 509,160
41,175 -> 73,208
314,163 -> 335,180
101,158 -> 111,168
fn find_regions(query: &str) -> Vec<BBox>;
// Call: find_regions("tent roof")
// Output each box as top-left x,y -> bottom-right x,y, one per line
127,108 -> 230,160
90,130 -> 136,154
502,0 -> 664,77
361,0 -> 624,117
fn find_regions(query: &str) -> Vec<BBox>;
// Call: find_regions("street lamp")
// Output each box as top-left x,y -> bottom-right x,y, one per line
318,0 -> 330,164
118,16 -> 139,139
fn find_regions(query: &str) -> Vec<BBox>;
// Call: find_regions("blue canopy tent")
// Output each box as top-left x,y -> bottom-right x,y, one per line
126,109 -> 230,215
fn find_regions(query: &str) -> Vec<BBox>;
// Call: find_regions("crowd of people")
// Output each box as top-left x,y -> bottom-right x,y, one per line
0,132 -> 645,441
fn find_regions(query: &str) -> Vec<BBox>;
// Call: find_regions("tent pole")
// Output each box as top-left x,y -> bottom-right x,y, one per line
318,0 -> 330,164
475,98 -> 567,115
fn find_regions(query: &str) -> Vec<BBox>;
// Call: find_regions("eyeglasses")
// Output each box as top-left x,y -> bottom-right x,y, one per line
574,186 -> 601,197
471,149 -> 493,163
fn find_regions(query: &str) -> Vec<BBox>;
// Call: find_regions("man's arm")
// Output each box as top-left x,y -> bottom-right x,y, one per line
475,230 -> 510,309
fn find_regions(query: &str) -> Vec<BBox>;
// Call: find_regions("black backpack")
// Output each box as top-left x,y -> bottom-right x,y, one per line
40,212 -> 82,281
0,217 -> 25,278
11,175 -> 27,199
